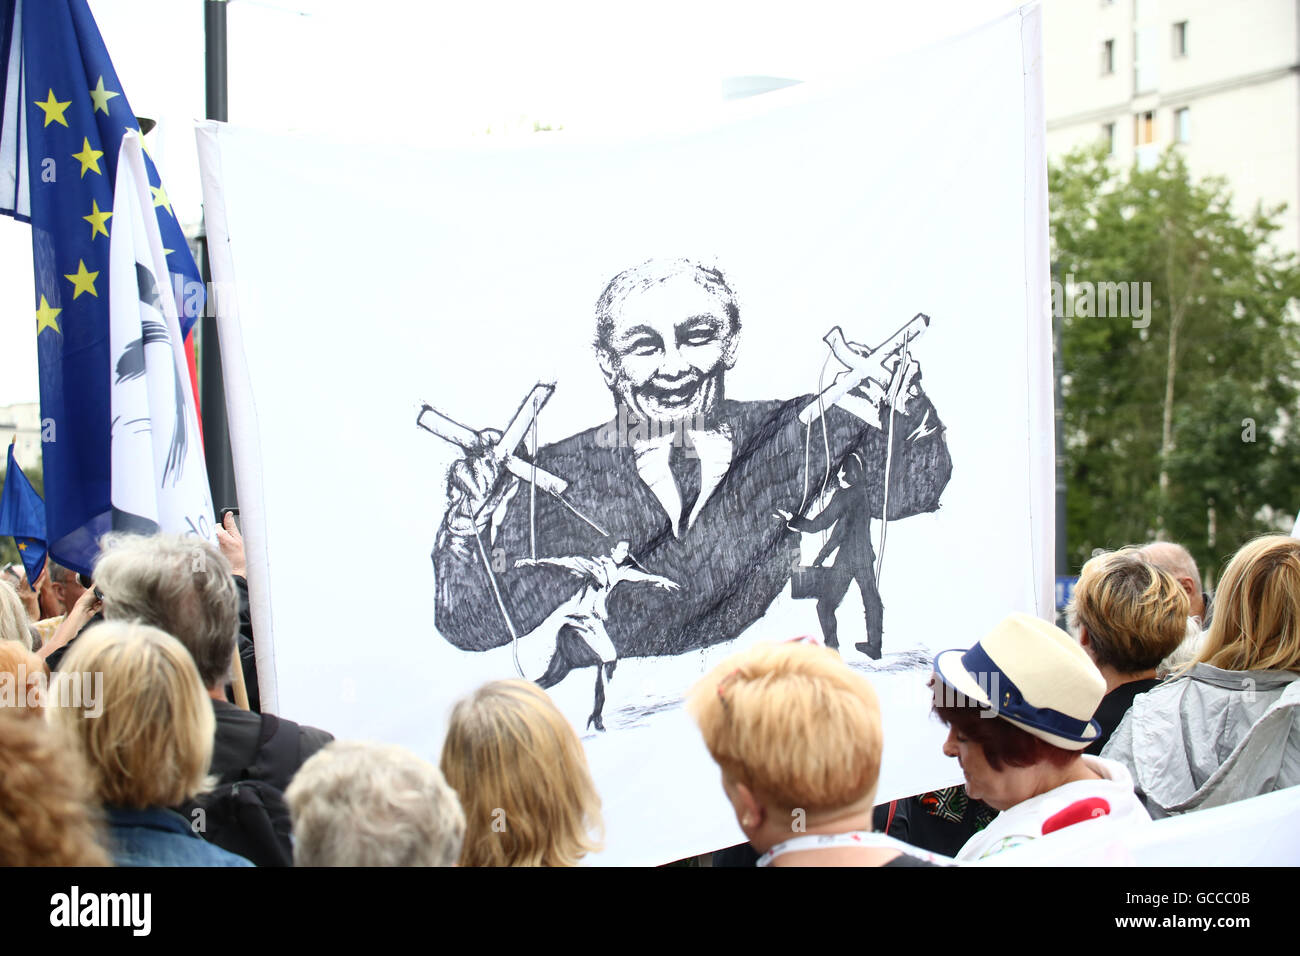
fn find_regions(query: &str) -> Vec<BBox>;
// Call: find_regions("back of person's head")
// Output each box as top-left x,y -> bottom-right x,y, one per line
1158,617 -> 1207,679
47,560 -> 85,612
687,639 -> 883,816
94,533 -> 238,689
1198,535 -> 1300,673
1139,540 -> 1201,586
0,579 -> 32,650
50,621 -> 215,808
1139,540 -> 1206,619
286,741 -> 465,867
0,713 -> 110,866
0,642 -> 48,717
441,680 -> 602,867
1068,548 -> 1189,673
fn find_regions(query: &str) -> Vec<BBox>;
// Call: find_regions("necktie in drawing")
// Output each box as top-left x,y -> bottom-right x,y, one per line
669,435 -> 702,526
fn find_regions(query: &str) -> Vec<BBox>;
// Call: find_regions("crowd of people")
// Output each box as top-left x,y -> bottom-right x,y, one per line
0,520 -> 1297,867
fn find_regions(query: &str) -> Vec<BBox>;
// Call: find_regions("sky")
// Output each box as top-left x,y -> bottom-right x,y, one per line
0,0 -> 1026,405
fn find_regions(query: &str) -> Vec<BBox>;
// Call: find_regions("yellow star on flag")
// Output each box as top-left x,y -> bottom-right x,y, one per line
35,296 -> 62,335
17,542 -> 26,552
89,76 -> 120,115
83,199 -> 112,239
63,260 -> 100,299
150,183 -> 173,216
72,138 -> 104,178
34,89 -> 72,128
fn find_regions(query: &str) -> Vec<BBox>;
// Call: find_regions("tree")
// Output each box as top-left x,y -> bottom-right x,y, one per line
1051,144 -> 1300,583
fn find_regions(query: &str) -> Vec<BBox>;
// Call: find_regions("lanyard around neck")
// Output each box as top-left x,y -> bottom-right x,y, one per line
757,831 -> 906,867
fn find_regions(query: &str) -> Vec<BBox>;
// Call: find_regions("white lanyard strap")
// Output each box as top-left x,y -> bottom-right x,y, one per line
757,831 -> 934,867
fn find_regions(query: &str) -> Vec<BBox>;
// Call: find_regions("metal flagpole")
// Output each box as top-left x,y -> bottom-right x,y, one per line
202,0 -> 247,709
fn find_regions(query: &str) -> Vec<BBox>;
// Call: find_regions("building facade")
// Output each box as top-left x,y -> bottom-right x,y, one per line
1043,0 -> 1300,251
0,402 -> 43,474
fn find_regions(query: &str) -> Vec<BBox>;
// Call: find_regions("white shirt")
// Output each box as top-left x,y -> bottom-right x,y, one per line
955,755 -> 1152,862
632,427 -> 733,538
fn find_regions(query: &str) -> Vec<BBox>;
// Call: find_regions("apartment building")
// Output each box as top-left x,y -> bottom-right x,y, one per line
1043,0 -> 1300,251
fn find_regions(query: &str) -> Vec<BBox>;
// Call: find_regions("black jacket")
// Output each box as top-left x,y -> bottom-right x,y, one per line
210,699 -> 333,793
434,394 -> 950,658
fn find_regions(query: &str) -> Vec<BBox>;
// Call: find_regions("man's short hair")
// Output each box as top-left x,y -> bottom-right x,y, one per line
47,561 -> 76,586
51,622 -> 215,808
593,258 -> 741,353
93,533 -> 238,689
1138,541 -> 1201,589
286,741 -> 466,867
687,640 -> 882,815
1067,548 -> 1189,673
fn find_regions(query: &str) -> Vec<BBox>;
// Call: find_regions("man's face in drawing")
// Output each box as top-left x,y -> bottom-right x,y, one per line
597,274 -> 739,430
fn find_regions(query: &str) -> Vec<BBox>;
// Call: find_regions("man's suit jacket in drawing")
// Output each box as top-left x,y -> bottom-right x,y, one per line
433,391 -> 952,658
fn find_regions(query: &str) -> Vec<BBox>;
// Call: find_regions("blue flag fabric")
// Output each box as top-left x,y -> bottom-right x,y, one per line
0,0 -> 205,575
0,441 -> 48,585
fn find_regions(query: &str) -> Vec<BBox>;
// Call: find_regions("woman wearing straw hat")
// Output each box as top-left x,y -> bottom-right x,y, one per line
932,612 -> 1151,861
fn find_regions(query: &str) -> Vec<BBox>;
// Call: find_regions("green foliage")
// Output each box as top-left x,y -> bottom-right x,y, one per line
1051,144 -> 1300,582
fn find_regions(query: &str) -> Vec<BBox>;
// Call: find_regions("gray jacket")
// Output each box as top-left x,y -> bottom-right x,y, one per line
1102,663 -> 1300,819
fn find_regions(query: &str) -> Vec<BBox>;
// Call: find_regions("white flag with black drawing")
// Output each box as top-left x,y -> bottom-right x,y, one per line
108,131 -> 215,542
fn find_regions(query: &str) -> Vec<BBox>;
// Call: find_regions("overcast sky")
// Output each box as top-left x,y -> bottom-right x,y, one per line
1,0 -> 1025,406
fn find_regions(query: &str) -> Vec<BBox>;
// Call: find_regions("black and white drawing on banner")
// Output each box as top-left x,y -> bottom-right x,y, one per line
419,258 -> 953,729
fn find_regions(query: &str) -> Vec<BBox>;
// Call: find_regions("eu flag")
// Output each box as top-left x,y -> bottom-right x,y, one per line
0,0 -> 205,575
0,439 -> 48,585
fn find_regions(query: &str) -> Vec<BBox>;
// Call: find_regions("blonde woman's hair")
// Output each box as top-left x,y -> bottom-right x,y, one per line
441,681 -> 602,867
0,579 -> 33,650
1197,535 -> 1300,673
49,622 -> 215,808
0,642 -> 48,716
1067,548 -> 1189,673
0,713 -> 111,866
287,741 -> 466,867
687,640 -> 883,816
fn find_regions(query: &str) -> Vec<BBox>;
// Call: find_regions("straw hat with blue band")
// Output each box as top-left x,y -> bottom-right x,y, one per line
932,612 -> 1106,751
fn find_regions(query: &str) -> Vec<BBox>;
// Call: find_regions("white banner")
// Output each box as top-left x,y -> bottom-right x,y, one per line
198,6 -> 1051,865
108,132 -> 214,542
974,783 -> 1300,866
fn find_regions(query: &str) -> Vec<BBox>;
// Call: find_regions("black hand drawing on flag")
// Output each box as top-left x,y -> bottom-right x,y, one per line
113,263 -> 190,488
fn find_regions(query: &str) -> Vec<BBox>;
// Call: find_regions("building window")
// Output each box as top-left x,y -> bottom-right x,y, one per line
1135,111 -> 1156,145
1102,122 -> 1116,154
1175,107 -> 1190,142
1101,38 -> 1115,74
1173,21 -> 1188,57
1134,28 -> 1158,92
